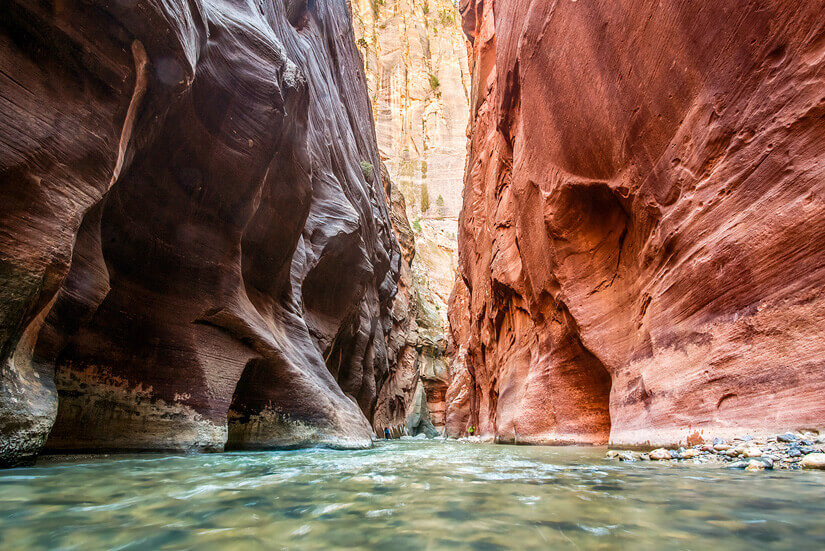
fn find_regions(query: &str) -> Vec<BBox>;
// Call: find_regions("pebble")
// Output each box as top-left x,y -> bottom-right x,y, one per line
801,453 -> 825,470
745,460 -> 765,472
757,456 -> 774,469
605,432 -> 824,471
742,447 -> 763,458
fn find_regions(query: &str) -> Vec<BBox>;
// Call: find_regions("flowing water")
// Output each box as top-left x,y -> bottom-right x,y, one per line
1,440 -> 824,550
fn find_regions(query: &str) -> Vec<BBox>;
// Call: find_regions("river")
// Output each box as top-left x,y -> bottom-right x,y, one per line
1,440 -> 823,549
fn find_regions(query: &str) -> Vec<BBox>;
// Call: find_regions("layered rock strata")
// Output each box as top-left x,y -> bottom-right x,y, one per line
352,0 -> 469,225
449,0 -> 825,446
0,0 -> 405,465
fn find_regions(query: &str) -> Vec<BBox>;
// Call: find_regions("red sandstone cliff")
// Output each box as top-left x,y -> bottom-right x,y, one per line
0,0 -> 407,465
448,0 -> 825,446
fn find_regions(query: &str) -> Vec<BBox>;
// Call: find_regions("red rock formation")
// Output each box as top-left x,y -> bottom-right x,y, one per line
373,163 -> 452,438
450,0 -> 825,446
0,0 -> 404,465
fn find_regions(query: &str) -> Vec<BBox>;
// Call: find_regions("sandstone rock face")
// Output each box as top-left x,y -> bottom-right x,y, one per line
354,1 -> 466,436
352,0 -> 469,225
372,165 -> 453,437
0,0 -> 404,465
450,0 -> 825,446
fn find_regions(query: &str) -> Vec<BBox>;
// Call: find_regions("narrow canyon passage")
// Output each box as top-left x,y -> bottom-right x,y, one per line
1,0 -> 825,548
1,0 -> 825,463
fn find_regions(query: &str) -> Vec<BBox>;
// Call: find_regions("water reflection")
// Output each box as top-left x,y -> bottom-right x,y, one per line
0,441 -> 823,549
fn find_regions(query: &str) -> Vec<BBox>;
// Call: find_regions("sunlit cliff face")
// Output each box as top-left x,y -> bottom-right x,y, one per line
447,0 -> 825,446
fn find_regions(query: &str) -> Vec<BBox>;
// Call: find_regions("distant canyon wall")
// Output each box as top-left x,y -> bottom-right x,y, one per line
354,0 -> 467,435
448,0 -> 825,446
0,0 -> 408,466
352,0 -> 469,224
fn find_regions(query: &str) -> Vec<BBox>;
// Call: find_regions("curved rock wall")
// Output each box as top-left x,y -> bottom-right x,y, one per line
449,0 -> 825,446
0,0 -> 404,465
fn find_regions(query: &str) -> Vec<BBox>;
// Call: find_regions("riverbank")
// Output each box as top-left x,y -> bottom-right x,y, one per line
606,431 -> 825,471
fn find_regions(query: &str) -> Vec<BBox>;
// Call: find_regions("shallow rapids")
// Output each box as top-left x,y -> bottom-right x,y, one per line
1,440 -> 823,549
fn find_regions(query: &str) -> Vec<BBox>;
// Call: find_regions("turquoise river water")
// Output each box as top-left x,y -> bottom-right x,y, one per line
0,440 -> 824,550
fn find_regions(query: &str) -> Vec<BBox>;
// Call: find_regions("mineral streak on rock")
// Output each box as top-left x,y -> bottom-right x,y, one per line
352,0 -> 470,224
0,0 -> 405,464
448,0 -> 825,446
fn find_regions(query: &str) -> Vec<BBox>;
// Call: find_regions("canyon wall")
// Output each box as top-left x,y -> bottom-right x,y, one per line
0,0 -> 407,466
449,0 -> 825,446
354,0 -> 467,435
352,0 -> 469,226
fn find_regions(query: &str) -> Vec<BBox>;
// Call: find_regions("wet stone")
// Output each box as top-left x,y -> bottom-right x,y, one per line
745,460 -> 765,472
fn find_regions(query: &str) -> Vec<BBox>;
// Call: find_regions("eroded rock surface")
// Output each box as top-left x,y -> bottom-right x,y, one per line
449,0 -> 825,446
0,0 -> 404,464
372,165 -> 453,437
353,2 -> 466,437
352,0 -> 469,224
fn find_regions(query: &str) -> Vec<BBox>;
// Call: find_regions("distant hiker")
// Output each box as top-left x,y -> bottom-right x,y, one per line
384,427 -> 391,440
468,426 -> 475,436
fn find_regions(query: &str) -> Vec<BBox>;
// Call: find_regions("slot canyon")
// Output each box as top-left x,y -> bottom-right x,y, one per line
1,0 -> 825,548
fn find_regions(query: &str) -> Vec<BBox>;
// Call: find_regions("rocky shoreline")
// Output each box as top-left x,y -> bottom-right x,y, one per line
607,432 -> 825,471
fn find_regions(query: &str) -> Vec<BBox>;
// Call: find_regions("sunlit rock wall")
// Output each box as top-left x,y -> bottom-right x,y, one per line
0,0 -> 404,465
353,0 -> 466,435
449,0 -> 825,446
352,0 -> 469,227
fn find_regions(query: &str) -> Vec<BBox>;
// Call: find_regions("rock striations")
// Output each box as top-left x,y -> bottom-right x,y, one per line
0,0 -> 409,466
448,0 -> 825,446
353,1 -> 467,437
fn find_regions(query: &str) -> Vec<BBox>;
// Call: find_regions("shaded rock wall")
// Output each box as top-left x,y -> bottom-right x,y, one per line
449,0 -> 825,446
372,163 -> 451,437
0,0 -> 404,465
